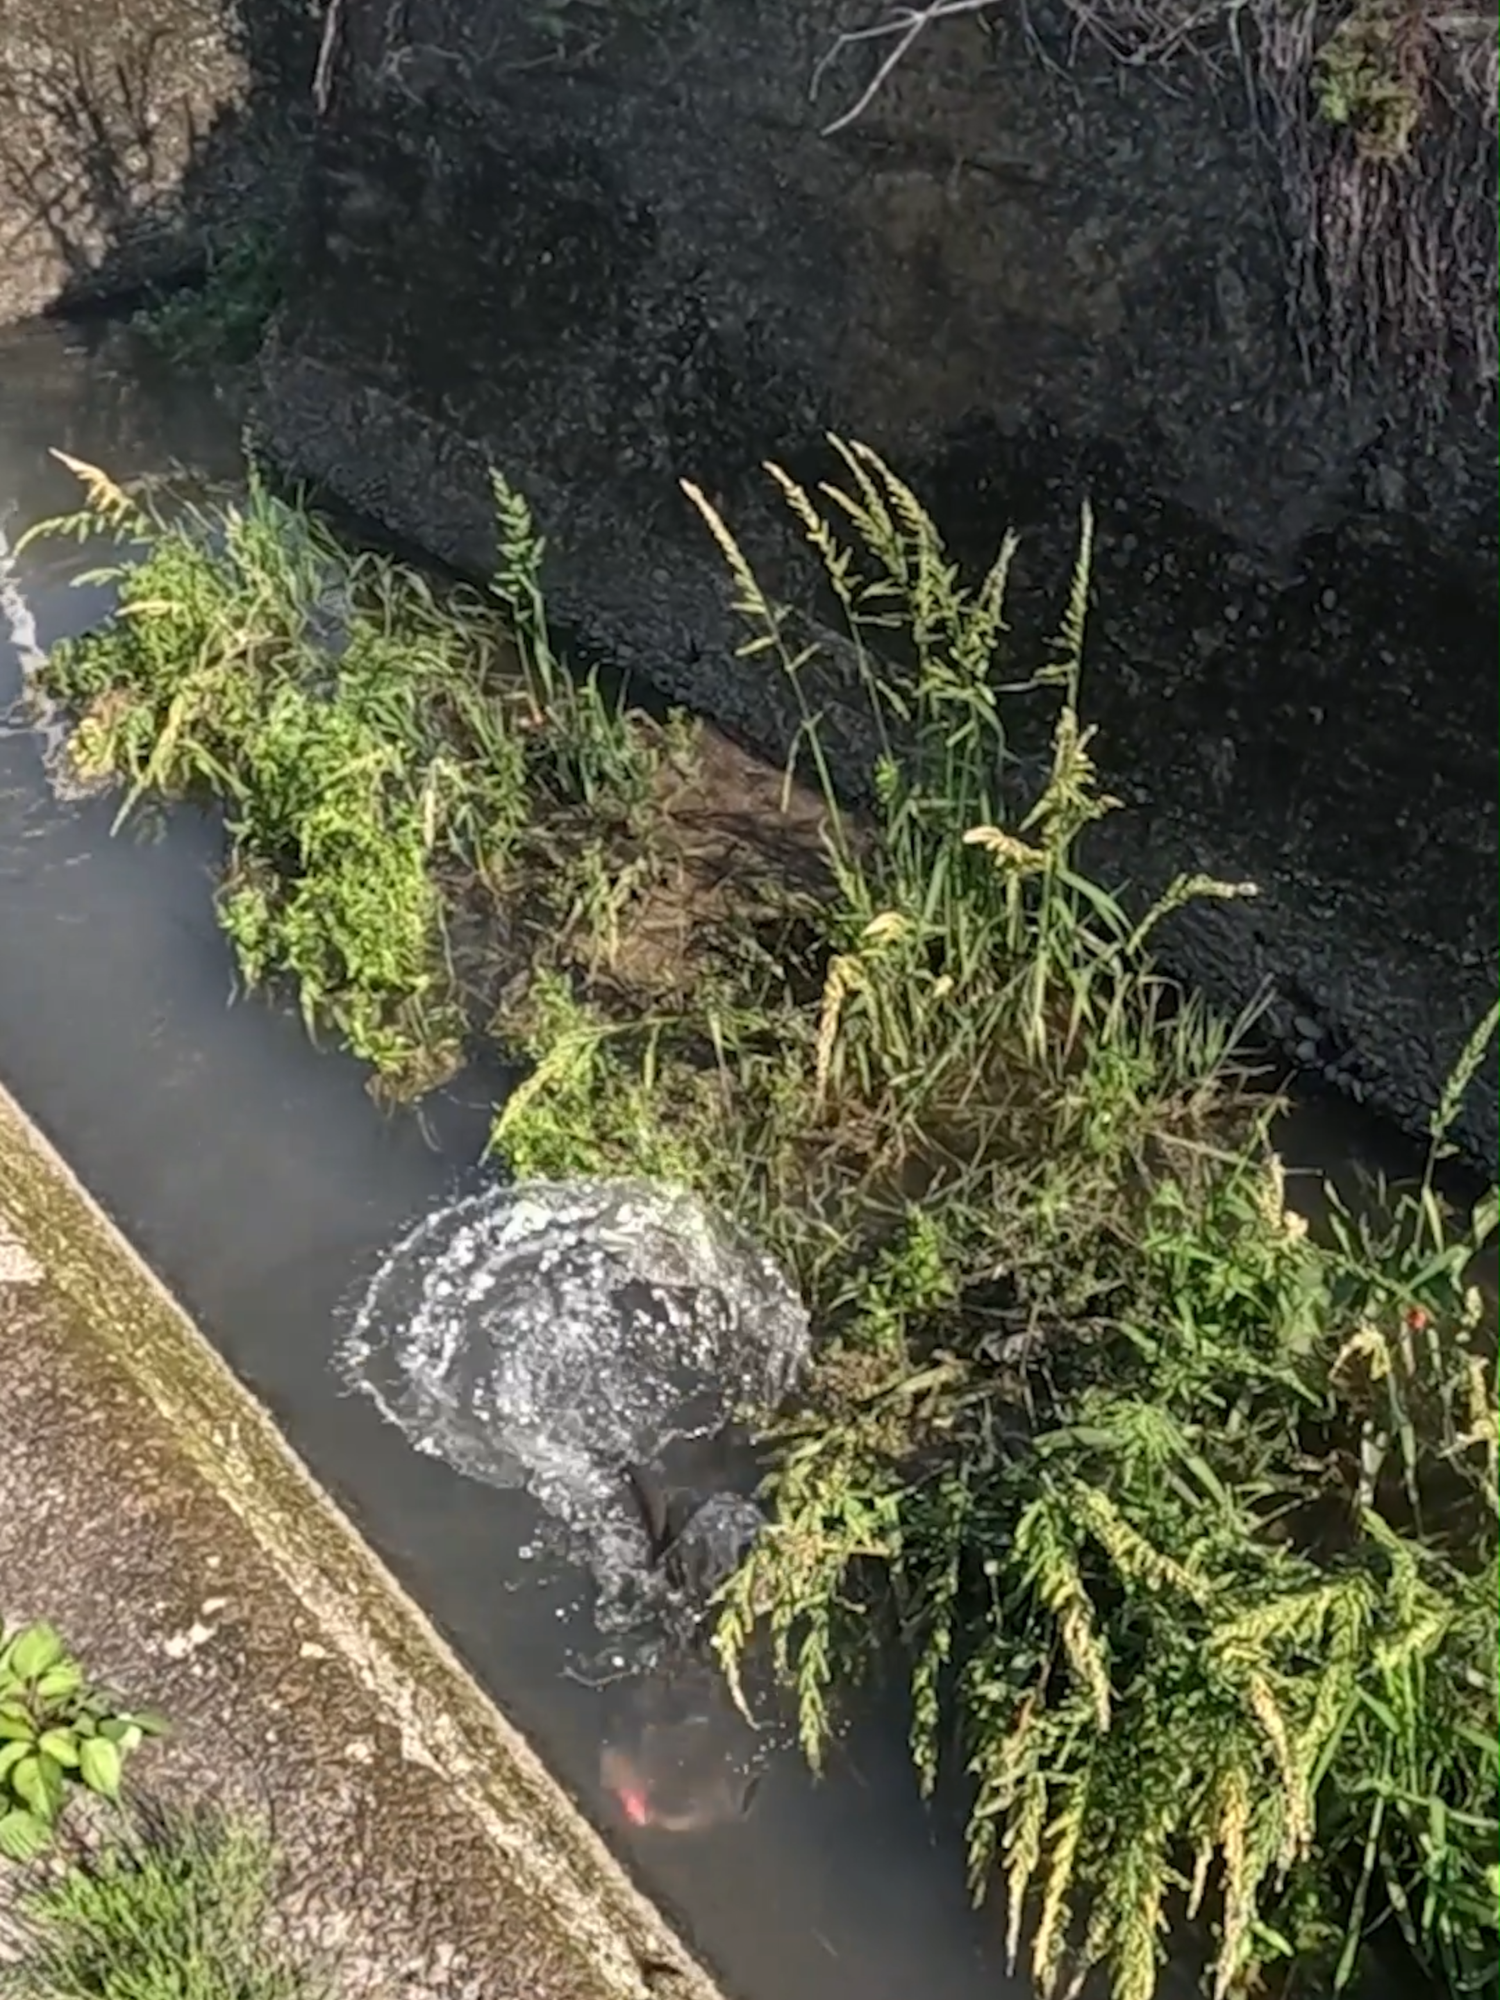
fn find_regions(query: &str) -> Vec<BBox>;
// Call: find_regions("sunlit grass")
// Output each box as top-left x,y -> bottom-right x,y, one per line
26,439 -> 1498,2000
2,1803 -> 333,2000
22,454 -> 688,1101
495,443 -> 1499,2000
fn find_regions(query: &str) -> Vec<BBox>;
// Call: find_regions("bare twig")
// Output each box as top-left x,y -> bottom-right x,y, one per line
313,0 -> 345,116
812,0 -> 1003,135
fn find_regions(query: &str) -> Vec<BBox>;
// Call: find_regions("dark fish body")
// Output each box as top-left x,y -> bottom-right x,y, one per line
604,1431 -> 771,1834
621,1423 -> 767,1613
623,1460 -> 764,1607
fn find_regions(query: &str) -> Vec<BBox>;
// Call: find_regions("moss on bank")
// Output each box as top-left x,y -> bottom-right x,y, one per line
132,225 -> 288,371
21,447 -> 1500,2000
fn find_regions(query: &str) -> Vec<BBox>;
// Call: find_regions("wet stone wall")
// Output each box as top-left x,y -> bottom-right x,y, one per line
255,0 -> 1498,1167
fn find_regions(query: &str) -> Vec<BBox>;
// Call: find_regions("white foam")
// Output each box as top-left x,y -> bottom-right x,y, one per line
0,514 -> 113,799
338,1178 -> 809,1632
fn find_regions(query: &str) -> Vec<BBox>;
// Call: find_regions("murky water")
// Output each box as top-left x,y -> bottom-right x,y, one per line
0,317 -> 1470,2000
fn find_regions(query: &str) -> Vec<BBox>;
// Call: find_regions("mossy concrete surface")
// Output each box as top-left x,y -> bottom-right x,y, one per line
0,1076 -> 723,2000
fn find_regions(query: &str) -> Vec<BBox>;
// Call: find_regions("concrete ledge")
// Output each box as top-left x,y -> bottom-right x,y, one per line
0,1075 -> 723,2000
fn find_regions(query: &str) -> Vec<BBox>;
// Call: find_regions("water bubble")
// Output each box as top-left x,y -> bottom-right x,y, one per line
339,1177 -> 810,1630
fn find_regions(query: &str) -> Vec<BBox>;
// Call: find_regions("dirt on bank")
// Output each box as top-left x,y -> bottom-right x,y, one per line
0,1154 -> 720,2000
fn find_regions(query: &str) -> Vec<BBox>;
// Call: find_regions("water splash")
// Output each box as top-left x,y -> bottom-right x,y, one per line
339,1177 -> 809,1629
0,515 -> 89,796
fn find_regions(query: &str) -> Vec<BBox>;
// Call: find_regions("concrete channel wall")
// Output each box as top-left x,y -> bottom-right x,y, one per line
0,1077 -> 723,2000
254,0 -> 1498,1173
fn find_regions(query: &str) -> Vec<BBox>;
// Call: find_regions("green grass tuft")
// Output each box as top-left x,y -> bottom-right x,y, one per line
22,453 -> 691,1102
1,1805 -> 332,2000
132,229 -> 287,371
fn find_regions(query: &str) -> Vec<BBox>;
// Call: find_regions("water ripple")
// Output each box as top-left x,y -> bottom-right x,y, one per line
338,1177 -> 809,1631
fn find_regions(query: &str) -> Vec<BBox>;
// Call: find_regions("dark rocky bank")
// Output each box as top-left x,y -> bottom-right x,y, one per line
2,0 -> 1496,1169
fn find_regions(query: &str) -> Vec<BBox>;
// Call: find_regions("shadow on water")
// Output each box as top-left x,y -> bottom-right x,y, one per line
0,318 -> 1477,2000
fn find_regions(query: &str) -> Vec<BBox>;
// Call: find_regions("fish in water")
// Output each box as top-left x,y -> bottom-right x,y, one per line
600,1432 -> 770,1833
622,1422 -> 768,1605
599,1663 -> 763,1832
622,1459 -> 765,1616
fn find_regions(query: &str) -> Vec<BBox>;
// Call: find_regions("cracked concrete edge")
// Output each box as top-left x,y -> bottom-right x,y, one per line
0,1075 -> 727,2000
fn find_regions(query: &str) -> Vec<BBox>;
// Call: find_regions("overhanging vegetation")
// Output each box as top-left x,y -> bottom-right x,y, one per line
20,445 -> 1499,2000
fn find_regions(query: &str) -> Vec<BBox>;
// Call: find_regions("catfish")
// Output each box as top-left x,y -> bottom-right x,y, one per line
622,1458 -> 765,1615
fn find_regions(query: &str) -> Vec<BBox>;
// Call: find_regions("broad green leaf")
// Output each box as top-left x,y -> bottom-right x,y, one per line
10,1754 -> 53,1820
37,1729 -> 80,1767
99,1710 -> 167,1746
34,1750 -> 66,1814
8,1624 -> 66,1682
34,1661 -> 86,1701
78,1734 -> 123,1801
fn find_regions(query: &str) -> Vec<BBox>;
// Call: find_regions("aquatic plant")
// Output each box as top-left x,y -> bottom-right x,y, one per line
22,455 -> 691,1101
1,1801 -> 334,2000
0,1621 -> 164,1864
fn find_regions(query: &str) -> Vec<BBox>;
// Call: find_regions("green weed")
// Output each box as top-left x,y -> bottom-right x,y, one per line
133,228 -> 286,370
1313,0 -> 1425,164
489,469 -> 673,835
491,440 -> 1497,2000
23,454 -> 691,1101
1,1803 -> 332,2000
0,1622 -> 165,1866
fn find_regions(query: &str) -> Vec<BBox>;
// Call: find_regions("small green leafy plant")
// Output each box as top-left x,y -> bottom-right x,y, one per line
0,1622 -> 165,1864
1312,0 -> 1424,163
1,1802 -> 333,2000
133,227 -> 287,370
22,454 -> 693,1102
